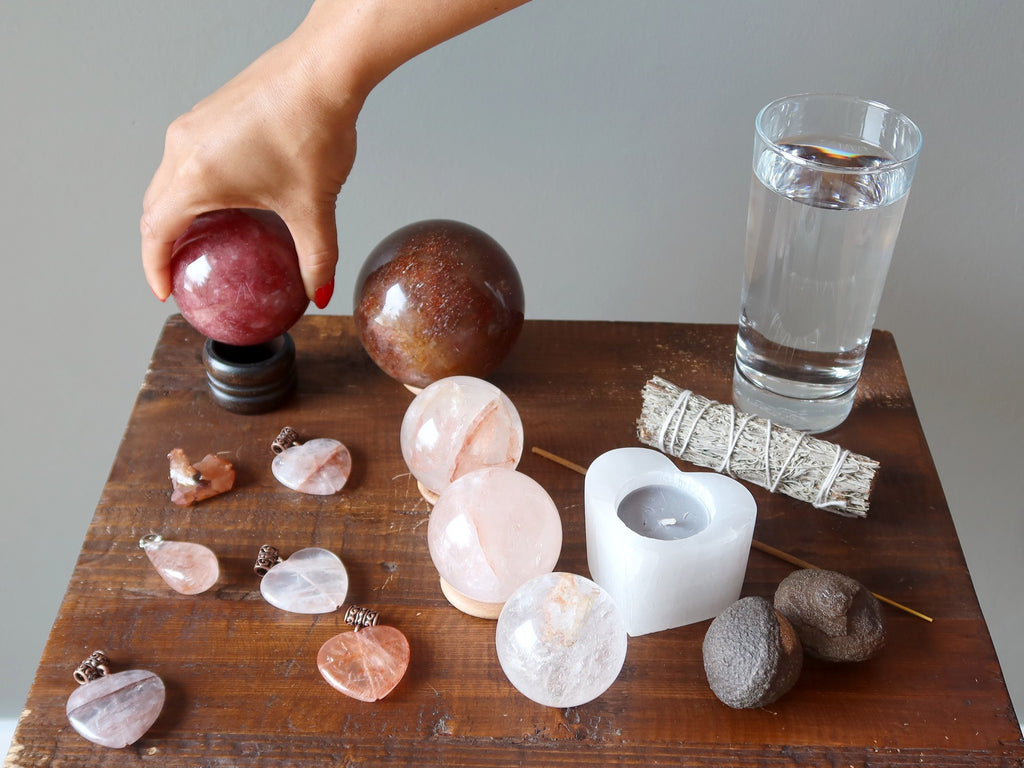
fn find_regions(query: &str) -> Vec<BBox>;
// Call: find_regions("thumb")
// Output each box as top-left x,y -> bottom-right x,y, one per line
284,205 -> 339,309
141,203 -> 204,303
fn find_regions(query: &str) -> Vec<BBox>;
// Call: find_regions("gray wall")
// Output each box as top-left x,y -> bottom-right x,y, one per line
2,0 -> 1021,727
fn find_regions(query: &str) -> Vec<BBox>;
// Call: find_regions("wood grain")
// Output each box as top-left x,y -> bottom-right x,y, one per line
8,316 -> 1023,767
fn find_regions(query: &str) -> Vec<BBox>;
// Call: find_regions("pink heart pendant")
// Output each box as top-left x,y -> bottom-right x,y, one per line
271,428 -> 351,495
317,625 -> 411,702
256,546 -> 349,614
66,652 -> 165,748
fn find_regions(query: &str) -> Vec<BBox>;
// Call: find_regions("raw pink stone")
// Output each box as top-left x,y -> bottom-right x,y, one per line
66,669 -> 165,748
272,438 -> 352,495
168,449 -> 235,506
317,625 -> 410,702
428,467 -> 562,604
170,209 -> 309,346
400,376 -> 523,498
141,536 -> 219,595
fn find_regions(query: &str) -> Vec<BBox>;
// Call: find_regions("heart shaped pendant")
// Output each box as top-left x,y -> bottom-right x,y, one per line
271,427 -> 352,495
139,534 -> 219,595
317,606 -> 410,702
66,651 -> 165,748
255,545 -> 349,614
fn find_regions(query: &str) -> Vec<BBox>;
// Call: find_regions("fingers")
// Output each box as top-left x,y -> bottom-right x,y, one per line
140,117 -> 208,303
283,203 -> 340,309
140,199 -> 198,303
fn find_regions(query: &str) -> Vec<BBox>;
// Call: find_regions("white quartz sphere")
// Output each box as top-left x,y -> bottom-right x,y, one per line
400,376 -> 523,496
428,468 -> 562,604
496,572 -> 628,707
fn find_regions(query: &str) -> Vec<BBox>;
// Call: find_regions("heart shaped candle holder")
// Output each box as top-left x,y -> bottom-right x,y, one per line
585,447 -> 756,637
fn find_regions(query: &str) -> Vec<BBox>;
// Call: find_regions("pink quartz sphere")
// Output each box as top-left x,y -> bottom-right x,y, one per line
428,467 -> 562,605
171,209 -> 309,346
401,376 -> 524,498
354,219 -> 525,389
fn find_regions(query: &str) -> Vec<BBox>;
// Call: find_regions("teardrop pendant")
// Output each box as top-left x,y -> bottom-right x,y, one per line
140,534 -> 219,595
66,651 -> 165,748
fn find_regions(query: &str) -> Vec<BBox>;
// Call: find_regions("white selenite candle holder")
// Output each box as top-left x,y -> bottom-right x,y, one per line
585,447 -> 757,637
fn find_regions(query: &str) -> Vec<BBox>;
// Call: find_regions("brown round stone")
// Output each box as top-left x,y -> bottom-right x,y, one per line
353,220 -> 524,389
773,569 -> 886,662
702,596 -> 803,709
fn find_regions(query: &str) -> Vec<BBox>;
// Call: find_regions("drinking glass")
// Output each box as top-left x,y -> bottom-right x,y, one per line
732,93 -> 922,433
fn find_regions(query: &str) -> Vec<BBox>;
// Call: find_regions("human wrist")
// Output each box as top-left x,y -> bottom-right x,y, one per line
292,0 -> 388,117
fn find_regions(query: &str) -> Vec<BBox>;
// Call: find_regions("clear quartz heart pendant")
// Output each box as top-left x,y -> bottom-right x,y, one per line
139,534 -> 219,595
65,651 -> 165,749
255,544 -> 349,614
317,606 -> 411,702
271,426 -> 352,495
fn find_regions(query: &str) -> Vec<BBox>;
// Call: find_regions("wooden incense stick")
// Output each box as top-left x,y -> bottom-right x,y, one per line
530,446 -> 933,623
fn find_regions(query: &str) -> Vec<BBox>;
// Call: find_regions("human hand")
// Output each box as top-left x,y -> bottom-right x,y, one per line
141,28 -> 362,309
141,0 -> 531,309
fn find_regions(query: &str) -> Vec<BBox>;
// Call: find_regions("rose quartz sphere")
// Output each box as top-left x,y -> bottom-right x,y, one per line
401,376 -> 523,497
428,468 -> 562,604
354,219 -> 525,389
171,209 -> 309,346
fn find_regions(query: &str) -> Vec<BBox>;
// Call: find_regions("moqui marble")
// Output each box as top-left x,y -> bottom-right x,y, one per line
401,376 -> 523,502
496,572 -> 628,708
702,596 -> 803,709
317,626 -> 411,702
140,535 -> 219,595
259,547 -> 349,614
272,438 -> 352,495
66,669 -> 165,748
171,209 -> 309,346
774,569 -> 886,662
354,219 -> 524,389
428,467 -> 562,618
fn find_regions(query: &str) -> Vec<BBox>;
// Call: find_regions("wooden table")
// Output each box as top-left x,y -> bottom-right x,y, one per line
9,316 -> 1023,767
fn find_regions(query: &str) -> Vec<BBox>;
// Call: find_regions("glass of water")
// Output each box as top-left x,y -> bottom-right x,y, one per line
732,93 -> 922,433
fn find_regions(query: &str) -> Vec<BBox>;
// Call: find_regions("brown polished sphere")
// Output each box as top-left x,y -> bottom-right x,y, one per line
354,220 -> 525,389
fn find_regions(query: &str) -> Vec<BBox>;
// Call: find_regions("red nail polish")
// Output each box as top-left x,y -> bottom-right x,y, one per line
314,278 -> 335,310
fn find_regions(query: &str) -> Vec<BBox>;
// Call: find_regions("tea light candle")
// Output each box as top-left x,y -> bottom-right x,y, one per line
585,447 -> 756,637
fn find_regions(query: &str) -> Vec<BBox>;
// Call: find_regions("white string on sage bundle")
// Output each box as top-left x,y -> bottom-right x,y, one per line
637,376 -> 879,517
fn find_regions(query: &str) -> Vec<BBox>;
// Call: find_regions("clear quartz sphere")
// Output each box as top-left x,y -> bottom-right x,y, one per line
428,467 -> 562,605
400,376 -> 523,498
495,572 -> 628,708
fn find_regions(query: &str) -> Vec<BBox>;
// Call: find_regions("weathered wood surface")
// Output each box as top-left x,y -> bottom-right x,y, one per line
9,315 -> 1023,767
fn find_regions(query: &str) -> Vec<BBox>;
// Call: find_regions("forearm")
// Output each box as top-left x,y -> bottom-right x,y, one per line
296,0 -> 531,109
141,0 -> 528,303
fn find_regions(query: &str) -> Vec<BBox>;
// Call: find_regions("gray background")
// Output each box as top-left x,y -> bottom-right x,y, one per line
2,0 -> 1021,729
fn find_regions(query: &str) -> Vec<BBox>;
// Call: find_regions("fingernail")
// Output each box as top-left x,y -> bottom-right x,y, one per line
314,277 -> 335,310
